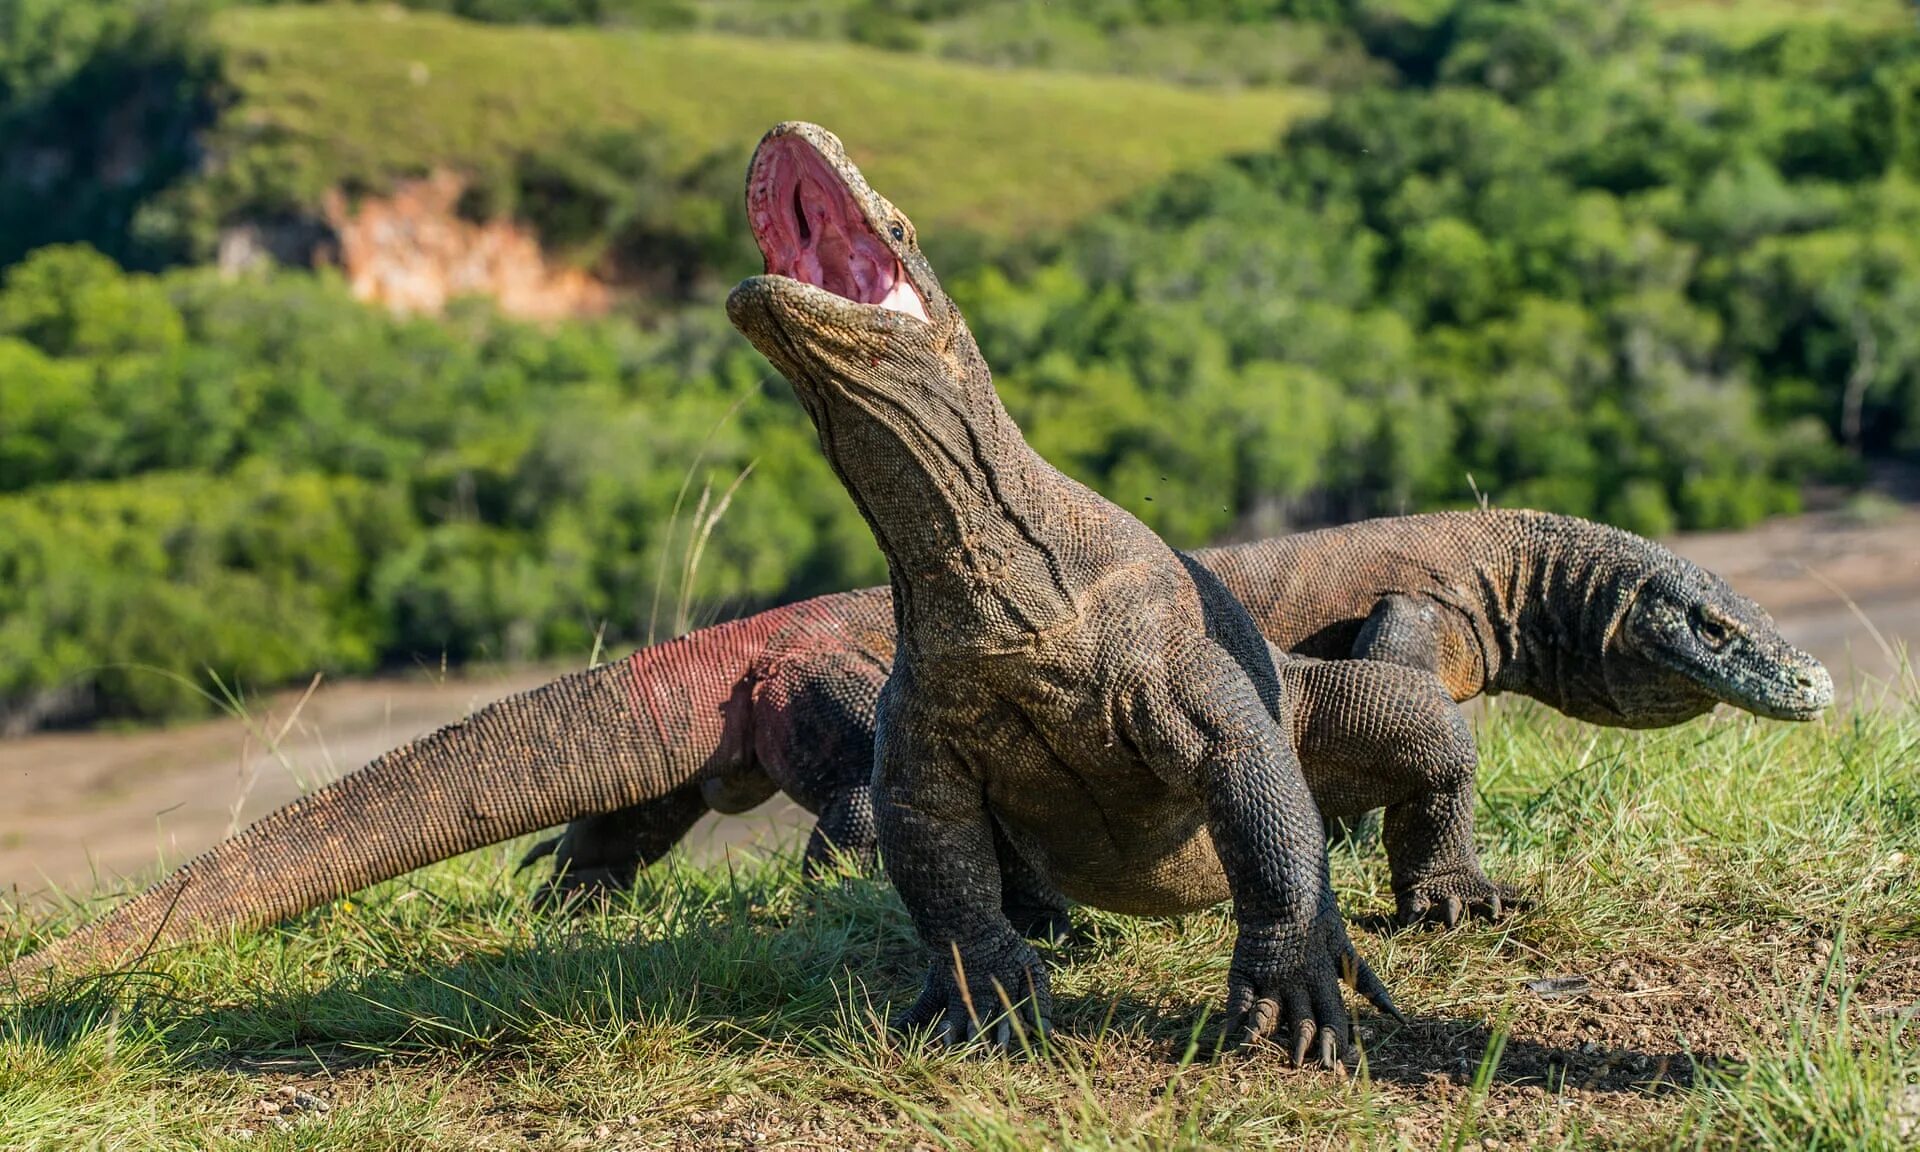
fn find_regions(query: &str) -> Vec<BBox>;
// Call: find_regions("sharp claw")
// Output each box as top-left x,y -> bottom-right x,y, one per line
1250,996 -> 1278,1041
1317,1027 -> 1338,1069
1290,1018 -> 1315,1067
1219,1008 -> 1246,1051
1393,897 -> 1424,929
1349,957 -> 1405,1024
1442,896 -> 1464,928
994,1018 -> 1012,1051
1488,891 -> 1503,920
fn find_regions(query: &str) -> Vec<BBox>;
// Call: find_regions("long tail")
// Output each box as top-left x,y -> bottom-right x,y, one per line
4,644 -> 741,990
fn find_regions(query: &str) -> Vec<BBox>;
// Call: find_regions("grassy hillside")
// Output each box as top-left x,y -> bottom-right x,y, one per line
4,697 -> 1916,1147
1650,0 -> 1914,41
208,6 -> 1321,244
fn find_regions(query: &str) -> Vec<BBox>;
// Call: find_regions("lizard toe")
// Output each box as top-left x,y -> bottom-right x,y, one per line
892,944 -> 1051,1056
1395,871 -> 1519,930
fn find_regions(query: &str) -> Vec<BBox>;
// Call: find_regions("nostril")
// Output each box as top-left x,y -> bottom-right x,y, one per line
1794,665 -> 1835,700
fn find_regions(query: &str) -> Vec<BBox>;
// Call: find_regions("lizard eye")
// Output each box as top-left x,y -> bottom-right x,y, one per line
889,222 -> 906,242
1693,611 -> 1731,650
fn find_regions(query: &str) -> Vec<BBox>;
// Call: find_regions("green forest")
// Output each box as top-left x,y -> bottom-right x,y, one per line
1,0 -> 1918,727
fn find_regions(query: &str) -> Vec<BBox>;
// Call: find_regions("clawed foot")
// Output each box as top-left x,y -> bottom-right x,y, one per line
1008,908 -> 1074,947
517,835 -> 633,911
1219,910 -> 1403,1066
1394,872 -> 1526,929
892,940 -> 1052,1052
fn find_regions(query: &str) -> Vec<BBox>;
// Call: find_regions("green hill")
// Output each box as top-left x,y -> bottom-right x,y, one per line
207,6 -> 1321,245
1649,0 -> 1913,41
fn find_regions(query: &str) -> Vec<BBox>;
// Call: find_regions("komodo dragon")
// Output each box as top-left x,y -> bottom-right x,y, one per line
15,505 -> 1828,1001
530,507 -> 1836,925
4,218 -> 1835,1013
725,120 -> 1429,1061
12,123 -> 1424,1063
2,184 -> 1832,1018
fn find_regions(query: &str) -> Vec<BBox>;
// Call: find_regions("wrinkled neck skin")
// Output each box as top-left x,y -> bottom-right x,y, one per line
1496,532 -> 1640,725
785,318 -> 1088,660
1490,517 -> 1713,727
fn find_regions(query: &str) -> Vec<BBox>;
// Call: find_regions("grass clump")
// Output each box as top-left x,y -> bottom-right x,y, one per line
3,690 -> 1917,1148
1681,968 -> 1918,1151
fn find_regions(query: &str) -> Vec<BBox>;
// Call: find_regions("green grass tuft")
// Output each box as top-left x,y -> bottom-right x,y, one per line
1678,939 -> 1918,1150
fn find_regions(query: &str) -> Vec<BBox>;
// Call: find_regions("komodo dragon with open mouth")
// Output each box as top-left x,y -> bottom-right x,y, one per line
725,120 -> 1423,1061
3,157 -> 1832,1029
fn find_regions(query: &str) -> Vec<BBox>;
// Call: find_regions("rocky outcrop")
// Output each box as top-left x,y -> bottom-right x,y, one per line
218,170 -> 610,321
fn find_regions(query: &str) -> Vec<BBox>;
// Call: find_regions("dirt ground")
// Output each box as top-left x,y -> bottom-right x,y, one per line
3,507 -> 1915,903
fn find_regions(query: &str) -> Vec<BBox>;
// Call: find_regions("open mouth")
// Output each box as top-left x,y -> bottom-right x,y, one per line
746,135 -> 929,322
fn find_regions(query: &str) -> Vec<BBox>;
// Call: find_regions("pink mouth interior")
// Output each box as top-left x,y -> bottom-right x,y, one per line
747,137 -> 929,322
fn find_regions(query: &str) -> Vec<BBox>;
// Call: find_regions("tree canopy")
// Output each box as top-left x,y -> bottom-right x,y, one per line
2,0 -> 1917,725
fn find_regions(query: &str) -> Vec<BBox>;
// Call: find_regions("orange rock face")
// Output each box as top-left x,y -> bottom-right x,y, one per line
323,170 -> 610,320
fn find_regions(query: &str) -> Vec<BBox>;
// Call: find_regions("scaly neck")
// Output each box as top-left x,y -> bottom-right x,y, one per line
1492,513 -> 1644,722
799,328 -> 1081,658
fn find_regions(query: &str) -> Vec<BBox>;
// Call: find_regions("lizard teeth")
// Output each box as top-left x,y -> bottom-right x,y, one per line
878,266 -> 930,322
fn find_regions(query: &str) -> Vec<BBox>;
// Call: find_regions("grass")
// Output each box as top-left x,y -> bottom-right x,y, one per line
1647,0 -> 1916,42
207,6 -> 1320,245
688,0 -> 1378,89
3,683 -> 1915,1149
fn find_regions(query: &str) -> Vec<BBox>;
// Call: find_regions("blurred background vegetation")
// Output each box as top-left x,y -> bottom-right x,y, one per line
1,0 -> 1917,727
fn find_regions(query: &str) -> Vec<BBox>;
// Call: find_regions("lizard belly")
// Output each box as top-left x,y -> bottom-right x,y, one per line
949,686 -> 1232,916
989,748 -> 1230,915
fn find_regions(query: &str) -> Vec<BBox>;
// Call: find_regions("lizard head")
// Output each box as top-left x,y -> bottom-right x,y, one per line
1607,553 -> 1833,725
725,122 -> 1081,647
726,121 -> 965,406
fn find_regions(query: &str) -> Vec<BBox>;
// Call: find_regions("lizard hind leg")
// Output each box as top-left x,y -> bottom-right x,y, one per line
524,784 -> 712,908
994,819 -> 1073,945
801,783 -> 879,879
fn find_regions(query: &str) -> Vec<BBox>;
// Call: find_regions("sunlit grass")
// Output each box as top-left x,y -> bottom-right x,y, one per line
3,686 -> 1915,1148
210,6 -> 1320,249
1648,0 -> 1914,43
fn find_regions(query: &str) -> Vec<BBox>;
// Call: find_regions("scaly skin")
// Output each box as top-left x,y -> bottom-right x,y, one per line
1195,510 -> 1832,727
724,121 -> 1407,1062
539,507 -> 1833,925
3,592 -> 896,989
34,502 -> 1816,994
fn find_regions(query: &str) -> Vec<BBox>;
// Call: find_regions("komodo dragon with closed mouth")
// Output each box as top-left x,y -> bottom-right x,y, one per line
9,507 -> 1830,1003
529,507 -> 1835,927
724,119 -> 1465,1062
0,575 -> 1485,1003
